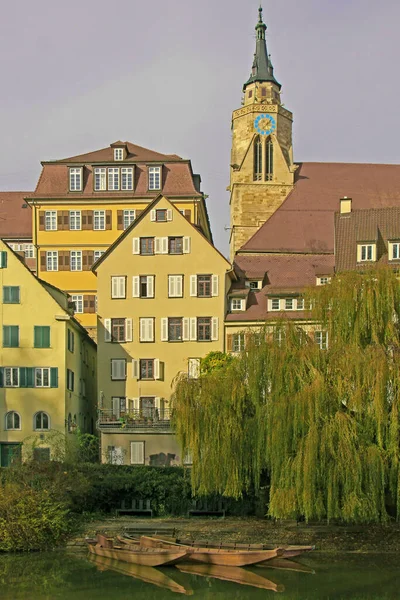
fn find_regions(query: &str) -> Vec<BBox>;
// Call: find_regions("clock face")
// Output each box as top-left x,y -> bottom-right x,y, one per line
254,113 -> 276,136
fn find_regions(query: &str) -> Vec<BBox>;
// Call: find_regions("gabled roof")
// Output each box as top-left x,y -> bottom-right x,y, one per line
240,162 -> 400,254
0,192 -> 33,239
47,141 -> 182,164
92,194 -> 230,272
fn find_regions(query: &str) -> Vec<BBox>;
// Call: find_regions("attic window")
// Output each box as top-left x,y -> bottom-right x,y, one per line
114,148 -> 124,161
249,280 -> 261,290
230,298 -> 245,311
389,242 -> 400,261
357,243 -> 376,262
69,168 -> 82,192
316,276 -> 331,286
148,166 -> 161,191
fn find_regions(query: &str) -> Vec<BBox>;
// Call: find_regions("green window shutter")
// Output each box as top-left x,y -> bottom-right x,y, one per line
3,287 -> 20,303
34,326 -> 50,348
3,287 -> 10,303
3,326 -> 18,348
26,368 -> 35,388
0,251 -> 7,268
50,368 -> 58,388
19,368 -> 27,388
0,368 -> 3,387
11,287 -> 20,303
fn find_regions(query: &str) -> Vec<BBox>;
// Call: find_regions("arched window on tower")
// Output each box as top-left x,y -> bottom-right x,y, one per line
265,138 -> 274,181
253,136 -> 262,181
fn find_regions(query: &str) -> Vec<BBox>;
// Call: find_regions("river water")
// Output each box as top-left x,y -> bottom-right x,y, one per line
0,552 -> 398,599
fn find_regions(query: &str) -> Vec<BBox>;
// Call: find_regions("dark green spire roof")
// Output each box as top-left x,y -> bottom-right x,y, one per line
244,6 -> 281,90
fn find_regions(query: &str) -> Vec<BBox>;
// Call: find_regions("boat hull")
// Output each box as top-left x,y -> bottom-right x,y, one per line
87,542 -> 188,567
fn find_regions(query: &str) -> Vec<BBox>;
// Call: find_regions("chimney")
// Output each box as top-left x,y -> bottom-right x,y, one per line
340,196 -> 352,214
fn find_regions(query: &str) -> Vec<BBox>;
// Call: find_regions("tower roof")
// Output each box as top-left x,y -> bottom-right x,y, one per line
244,6 -> 281,90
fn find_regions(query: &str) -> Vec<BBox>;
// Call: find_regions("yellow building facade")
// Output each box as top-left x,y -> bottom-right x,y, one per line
94,196 -> 230,465
0,240 -> 97,466
27,140 -> 211,338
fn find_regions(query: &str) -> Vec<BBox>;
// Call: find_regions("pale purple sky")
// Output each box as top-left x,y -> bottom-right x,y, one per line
1,0 -> 399,255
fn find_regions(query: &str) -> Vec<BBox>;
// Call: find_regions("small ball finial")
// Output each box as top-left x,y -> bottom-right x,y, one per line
258,5 -> 263,22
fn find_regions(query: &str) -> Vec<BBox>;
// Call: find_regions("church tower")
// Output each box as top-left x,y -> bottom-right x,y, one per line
229,7 -> 296,259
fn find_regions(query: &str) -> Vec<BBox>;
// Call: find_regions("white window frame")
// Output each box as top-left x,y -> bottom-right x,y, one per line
114,148 -> 124,161
111,276 -> 126,299
358,243 -> 376,262
249,280 -> 261,290
111,359 -> 127,380
24,244 -> 35,258
317,276 -> 331,286
230,298 -> 244,311
94,168 -> 107,191
108,168 -> 120,191
71,294 -> 83,314
35,367 -> 50,388
389,241 -> 400,261
93,210 -> 106,230
297,298 -> 305,310
45,211 -> 57,231
232,333 -> 245,353
123,209 -> 136,229
121,168 -> 133,190
139,318 -> 155,342
188,358 -> 200,379
69,210 -> 81,230
4,367 -> 19,387
168,275 -> 183,298
148,166 -> 161,190
46,251 -> 58,271
130,441 -> 145,465
285,298 -> 294,310
69,168 -> 82,191
315,331 -> 329,350
270,298 -> 280,311
5,410 -> 21,430
94,250 -> 105,261
34,411 -> 50,430
70,250 -> 82,271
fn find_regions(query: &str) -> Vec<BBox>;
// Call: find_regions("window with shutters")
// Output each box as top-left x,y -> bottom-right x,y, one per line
111,358 -> 126,380
67,368 -> 74,391
130,441 -> 145,465
168,318 -> 182,341
69,211 -> 81,230
111,318 -> 126,342
108,168 -> 120,190
94,168 -> 107,190
121,168 -> 133,190
34,326 -> 50,348
140,359 -> 154,380
168,237 -> 183,254
3,326 -> 19,348
188,358 -> 200,379
232,333 -> 245,353
197,317 -> 211,341
315,330 -> 328,350
123,209 -> 135,229
5,411 -> 20,430
197,275 -> 211,298
69,168 -> 82,191
4,367 -> 19,387
139,318 -> 154,342
94,250 -> 105,262
46,251 -> 58,271
111,276 -> 126,299
68,329 -> 75,353
35,368 -> 50,388
3,286 -> 20,304
155,209 -> 167,222
168,275 -> 183,298
71,295 -> 83,314
34,411 -> 50,430
148,166 -> 161,190
93,210 -> 105,230
45,211 -> 57,230
139,275 -> 154,298
70,250 -> 82,271
140,237 -> 154,255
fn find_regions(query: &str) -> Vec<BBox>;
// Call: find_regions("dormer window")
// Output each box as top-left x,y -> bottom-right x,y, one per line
114,148 -> 124,161
148,166 -> 161,191
389,241 -> 400,261
69,168 -> 82,191
357,243 -> 376,262
316,276 -> 331,286
230,298 -> 245,311
108,168 -> 120,191
248,280 -> 262,290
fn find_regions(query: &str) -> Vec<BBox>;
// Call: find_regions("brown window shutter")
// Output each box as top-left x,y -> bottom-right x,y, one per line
87,251 -> 94,268
89,295 -> 96,313
39,211 -> 45,230
82,251 -> 88,271
83,296 -> 89,313
87,211 -> 93,229
58,251 -> 65,271
57,212 -> 63,230
245,332 -> 251,348
106,210 -> 112,230
63,211 -> 69,229
82,210 -> 88,230
226,334 -> 233,352
184,209 -> 191,221
64,251 -> 70,270
136,209 -> 143,218
40,251 -> 47,271
117,210 -> 123,230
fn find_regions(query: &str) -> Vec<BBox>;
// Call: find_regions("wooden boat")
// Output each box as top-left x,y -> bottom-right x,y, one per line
87,553 -> 193,595
135,536 -> 283,567
86,535 -> 189,567
257,557 -> 315,574
176,563 -> 284,592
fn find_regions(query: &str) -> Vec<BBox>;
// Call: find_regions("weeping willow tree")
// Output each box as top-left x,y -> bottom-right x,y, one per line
172,267 -> 400,522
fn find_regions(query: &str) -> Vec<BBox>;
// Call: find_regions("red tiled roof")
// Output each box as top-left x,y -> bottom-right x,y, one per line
227,254 -> 335,322
240,162 -> 400,254
0,192 -> 32,239
53,141 -> 182,164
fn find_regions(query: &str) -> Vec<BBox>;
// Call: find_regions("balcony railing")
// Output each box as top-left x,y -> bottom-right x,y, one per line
97,408 -> 172,431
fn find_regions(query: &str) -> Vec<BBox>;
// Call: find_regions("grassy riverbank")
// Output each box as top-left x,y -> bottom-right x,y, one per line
74,516 -> 400,553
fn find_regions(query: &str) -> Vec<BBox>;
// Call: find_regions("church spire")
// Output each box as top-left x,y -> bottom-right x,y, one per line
244,6 -> 281,90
